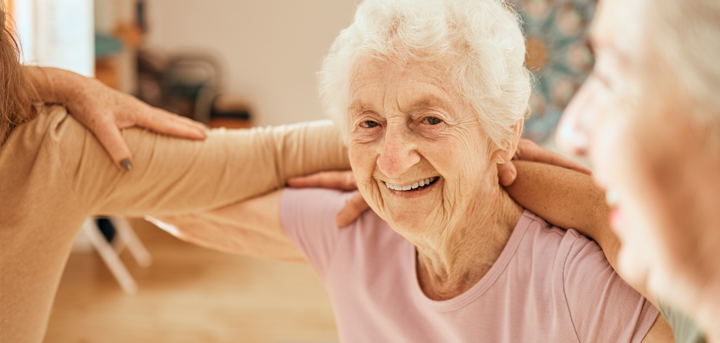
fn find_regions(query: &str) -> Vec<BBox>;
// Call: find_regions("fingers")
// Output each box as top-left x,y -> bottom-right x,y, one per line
287,171 -> 357,191
335,192 -> 370,227
515,139 -> 592,176
134,106 -> 207,140
91,117 -> 135,171
497,161 -> 518,187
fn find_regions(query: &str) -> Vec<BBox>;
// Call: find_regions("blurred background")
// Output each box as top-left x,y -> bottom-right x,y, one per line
6,0 -> 594,342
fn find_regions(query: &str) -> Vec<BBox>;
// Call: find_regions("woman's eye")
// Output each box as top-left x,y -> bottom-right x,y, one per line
361,120 -> 379,128
423,117 -> 442,125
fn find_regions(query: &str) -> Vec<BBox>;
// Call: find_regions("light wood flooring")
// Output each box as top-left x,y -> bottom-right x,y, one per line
43,219 -> 338,343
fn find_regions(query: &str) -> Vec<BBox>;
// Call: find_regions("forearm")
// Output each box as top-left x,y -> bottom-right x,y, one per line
505,161 -> 619,267
150,190 -> 304,262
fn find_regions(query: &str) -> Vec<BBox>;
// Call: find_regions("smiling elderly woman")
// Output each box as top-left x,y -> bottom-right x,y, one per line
153,0 -> 665,341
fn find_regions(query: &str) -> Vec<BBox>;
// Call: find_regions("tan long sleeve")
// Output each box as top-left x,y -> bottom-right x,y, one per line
0,105 -> 349,343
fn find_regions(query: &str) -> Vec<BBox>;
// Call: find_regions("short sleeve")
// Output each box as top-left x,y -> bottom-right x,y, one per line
280,188 -> 354,283
561,230 -> 659,343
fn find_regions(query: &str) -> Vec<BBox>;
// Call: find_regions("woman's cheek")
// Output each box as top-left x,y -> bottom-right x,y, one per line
348,138 -> 381,185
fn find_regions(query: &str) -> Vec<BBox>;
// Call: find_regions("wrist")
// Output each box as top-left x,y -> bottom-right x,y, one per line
25,66 -> 89,105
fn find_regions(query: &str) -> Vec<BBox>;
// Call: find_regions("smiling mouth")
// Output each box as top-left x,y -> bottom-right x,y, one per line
384,177 -> 439,192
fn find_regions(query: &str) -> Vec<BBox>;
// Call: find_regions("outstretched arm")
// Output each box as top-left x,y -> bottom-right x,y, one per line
149,190 -> 300,262
0,105 -> 348,343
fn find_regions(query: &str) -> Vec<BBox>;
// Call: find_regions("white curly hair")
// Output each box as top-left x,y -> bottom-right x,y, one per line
318,0 -> 531,150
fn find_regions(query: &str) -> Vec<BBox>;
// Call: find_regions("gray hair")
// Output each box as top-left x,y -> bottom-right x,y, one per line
649,0 -> 720,120
318,0 -> 531,149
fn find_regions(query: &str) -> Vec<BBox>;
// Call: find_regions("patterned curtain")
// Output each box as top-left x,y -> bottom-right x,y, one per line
510,0 -> 597,143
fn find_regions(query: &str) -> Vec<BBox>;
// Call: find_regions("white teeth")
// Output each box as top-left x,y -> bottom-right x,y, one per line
384,177 -> 437,192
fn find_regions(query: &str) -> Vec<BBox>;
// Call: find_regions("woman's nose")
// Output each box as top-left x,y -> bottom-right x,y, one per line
556,87 -> 592,157
377,126 -> 420,178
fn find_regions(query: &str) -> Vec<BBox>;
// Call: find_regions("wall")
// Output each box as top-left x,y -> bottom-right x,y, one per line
145,0 -> 358,126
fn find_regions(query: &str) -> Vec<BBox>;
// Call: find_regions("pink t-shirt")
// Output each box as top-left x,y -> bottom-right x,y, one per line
281,189 -> 659,343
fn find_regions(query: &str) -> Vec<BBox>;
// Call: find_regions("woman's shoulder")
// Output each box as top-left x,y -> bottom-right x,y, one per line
517,210 -> 603,271
280,187 -> 397,238
281,188 -> 388,227
521,210 -> 595,245
3,104 -> 72,144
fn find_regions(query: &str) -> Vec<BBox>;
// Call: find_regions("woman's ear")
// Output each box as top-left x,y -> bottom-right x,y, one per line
491,120 -> 524,164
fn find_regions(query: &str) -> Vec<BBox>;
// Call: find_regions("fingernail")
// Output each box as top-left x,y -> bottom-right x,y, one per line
120,158 -> 133,171
499,169 -> 514,186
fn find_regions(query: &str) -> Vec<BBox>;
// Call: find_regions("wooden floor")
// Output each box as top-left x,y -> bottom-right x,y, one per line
43,219 -> 338,343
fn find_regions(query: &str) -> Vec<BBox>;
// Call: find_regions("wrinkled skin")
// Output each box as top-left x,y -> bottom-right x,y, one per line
347,57 -> 510,237
345,56 -> 523,299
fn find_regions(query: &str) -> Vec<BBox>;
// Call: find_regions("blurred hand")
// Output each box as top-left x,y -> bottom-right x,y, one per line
66,77 -> 207,171
288,139 -> 593,227
497,139 -> 592,186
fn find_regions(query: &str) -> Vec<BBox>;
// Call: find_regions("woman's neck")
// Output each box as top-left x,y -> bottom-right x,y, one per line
413,186 -> 523,301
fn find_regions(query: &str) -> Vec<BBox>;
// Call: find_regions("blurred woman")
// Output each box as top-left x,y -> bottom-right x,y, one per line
557,0 -> 720,341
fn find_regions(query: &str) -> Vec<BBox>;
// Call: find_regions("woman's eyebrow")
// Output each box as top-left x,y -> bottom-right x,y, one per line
406,96 -> 453,112
347,101 -> 375,115
348,95 -> 453,115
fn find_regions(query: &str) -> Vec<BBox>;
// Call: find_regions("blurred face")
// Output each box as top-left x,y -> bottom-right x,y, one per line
557,0 -> 720,305
346,56 -> 504,238
557,0 -> 661,289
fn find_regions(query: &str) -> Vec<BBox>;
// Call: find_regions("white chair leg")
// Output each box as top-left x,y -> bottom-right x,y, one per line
82,219 -> 138,294
110,217 -> 152,267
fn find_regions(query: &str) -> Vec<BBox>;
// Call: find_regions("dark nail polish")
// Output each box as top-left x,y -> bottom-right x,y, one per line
120,158 -> 133,171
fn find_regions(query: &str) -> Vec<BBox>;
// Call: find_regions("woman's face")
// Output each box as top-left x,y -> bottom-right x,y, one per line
346,56 -> 504,238
557,0 -> 719,303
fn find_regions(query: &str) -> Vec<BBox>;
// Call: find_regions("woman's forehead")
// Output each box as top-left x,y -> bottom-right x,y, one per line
349,57 -> 457,98
592,0 -> 648,60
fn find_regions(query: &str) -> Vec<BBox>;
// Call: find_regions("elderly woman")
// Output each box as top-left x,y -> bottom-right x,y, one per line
154,0 -> 671,341
0,1 -> 672,342
556,0 -> 720,341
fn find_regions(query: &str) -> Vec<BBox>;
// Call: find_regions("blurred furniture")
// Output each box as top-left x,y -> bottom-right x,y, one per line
163,54 -> 222,123
81,217 -> 151,294
209,94 -> 253,129
137,50 -> 254,128
94,0 -> 146,93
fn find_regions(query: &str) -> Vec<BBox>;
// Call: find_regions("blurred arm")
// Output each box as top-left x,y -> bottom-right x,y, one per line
0,106 -> 348,343
505,161 -> 674,341
505,162 -> 617,264
150,190 -> 303,262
